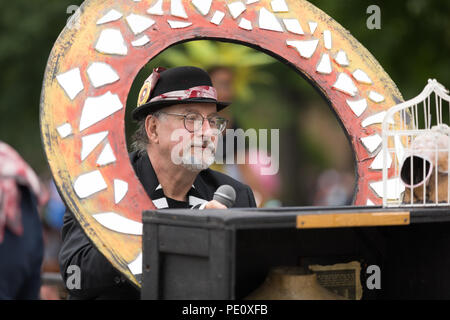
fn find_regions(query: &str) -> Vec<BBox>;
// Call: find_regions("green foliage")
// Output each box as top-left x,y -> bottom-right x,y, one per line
310,0 -> 450,99
142,40 -> 278,103
0,0 -> 83,173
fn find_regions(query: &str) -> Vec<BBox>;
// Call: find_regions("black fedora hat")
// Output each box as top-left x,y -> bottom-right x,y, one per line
132,66 -> 231,121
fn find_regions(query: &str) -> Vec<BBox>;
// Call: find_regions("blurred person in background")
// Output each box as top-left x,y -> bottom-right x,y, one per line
313,169 -> 354,206
0,141 -> 46,299
40,179 -> 66,300
209,66 -> 281,207
41,180 -> 65,272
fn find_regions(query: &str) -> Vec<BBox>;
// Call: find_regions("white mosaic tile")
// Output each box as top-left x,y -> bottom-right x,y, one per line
308,21 -> 317,34
128,252 -> 142,275
114,179 -> 128,204
171,0 -> 188,19
361,134 -> 382,154
87,62 -> 119,88
287,39 -> 319,59
323,30 -> 332,50
370,178 -> 405,200
167,20 -> 192,28
282,18 -> 304,35
56,68 -> 84,100
147,0 -> 163,15
370,149 -> 392,170
81,131 -> 108,161
95,29 -> 128,56
346,98 -> 367,117
361,111 -> 394,128
73,170 -> 107,199
332,73 -> 358,97
126,14 -> 155,35
238,18 -> 252,30
271,0 -> 289,12
210,10 -> 225,25
352,69 -> 373,85
316,53 -> 332,74
79,91 -> 123,132
93,212 -> 142,235
97,9 -> 122,25
96,142 -> 116,166
334,50 -> 349,67
56,123 -> 73,138
259,7 -> 283,32
368,91 -> 385,103
228,1 -> 246,19
395,135 -> 405,163
132,35 -> 150,47
192,0 -> 212,16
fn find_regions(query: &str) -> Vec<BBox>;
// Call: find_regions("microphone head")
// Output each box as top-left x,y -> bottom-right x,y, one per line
213,185 -> 236,208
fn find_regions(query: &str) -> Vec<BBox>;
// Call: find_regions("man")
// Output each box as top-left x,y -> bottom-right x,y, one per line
59,66 -> 257,299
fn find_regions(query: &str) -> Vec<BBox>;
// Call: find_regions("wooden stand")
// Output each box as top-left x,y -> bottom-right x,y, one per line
141,206 -> 450,299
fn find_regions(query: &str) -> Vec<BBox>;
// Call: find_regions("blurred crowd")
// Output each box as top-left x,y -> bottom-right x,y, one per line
0,140 -> 67,299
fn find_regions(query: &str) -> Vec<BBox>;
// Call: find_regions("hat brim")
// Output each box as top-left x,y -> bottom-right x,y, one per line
132,98 -> 231,121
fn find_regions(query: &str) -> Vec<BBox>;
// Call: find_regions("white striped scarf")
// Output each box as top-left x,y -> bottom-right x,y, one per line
151,184 -> 208,209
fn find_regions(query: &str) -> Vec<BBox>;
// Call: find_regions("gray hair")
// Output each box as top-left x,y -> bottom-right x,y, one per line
131,111 -> 163,155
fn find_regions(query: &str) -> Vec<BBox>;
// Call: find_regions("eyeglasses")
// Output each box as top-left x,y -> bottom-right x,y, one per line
159,112 -> 228,133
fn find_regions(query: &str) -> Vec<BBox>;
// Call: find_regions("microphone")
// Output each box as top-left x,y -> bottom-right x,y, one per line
213,185 -> 236,208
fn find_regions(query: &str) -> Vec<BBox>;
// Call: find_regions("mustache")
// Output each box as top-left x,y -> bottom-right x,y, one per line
188,138 -> 215,151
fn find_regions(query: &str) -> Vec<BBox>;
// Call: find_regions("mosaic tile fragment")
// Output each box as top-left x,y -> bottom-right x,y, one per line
56,123 -> 73,138
95,29 -> 128,55
259,7 -> 283,32
147,0 -> 163,15
93,212 -> 142,235
87,62 -> 119,88
126,14 -> 155,35
332,73 -> 358,96
97,9 -> 122,25
286,39 -> 319,59
81,131 -> 108,161
73,170 -> 107,199
56,68 -> 84,100
282,18 -> 304,35
79,91 -> 123,132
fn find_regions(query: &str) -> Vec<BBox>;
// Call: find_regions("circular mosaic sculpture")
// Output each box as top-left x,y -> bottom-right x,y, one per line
40,0 -> 404,287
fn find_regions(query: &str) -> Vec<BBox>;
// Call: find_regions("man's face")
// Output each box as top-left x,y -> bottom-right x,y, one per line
151,103 -> 221,171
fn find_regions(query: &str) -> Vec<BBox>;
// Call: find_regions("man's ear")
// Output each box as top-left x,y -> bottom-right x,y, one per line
145,115 -> 159,144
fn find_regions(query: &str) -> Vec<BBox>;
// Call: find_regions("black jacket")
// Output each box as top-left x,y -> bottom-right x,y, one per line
59,151 -> 256,299
0,186 -> 43,299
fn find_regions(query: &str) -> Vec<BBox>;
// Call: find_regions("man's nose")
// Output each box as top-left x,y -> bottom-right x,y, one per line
203,118 -> 212,130
201,118 -> 214,137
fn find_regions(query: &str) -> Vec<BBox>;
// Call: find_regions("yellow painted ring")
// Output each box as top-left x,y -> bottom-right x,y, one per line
41,0 -> 403,287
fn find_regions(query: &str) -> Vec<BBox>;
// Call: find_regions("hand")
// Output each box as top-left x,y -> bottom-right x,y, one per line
204,200 -> 227,209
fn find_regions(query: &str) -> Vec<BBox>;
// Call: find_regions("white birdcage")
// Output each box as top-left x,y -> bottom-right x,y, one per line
382,79 -> 450,207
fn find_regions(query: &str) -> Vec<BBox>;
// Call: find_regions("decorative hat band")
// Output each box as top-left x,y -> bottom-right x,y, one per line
137,67 -> 166,107
137,67 -> 218,108
149,85 -> 217,103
